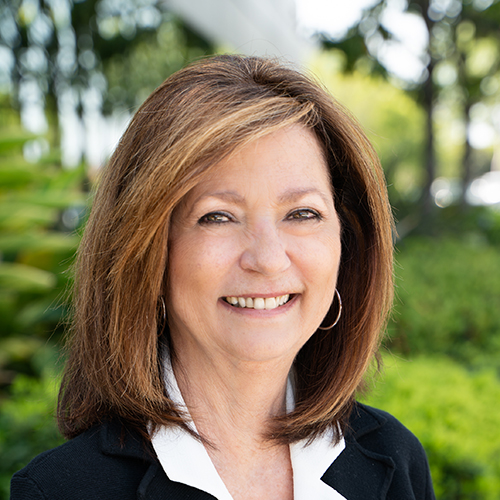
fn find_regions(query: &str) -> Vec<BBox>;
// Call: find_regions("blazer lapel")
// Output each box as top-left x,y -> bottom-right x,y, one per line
97,405 -> 395,500
98,420 -> 216,500
137,462 -> 217,500
321,405 -> 396,500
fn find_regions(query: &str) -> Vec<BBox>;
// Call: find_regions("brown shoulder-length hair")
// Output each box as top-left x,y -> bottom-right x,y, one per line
58,54 -> 394,444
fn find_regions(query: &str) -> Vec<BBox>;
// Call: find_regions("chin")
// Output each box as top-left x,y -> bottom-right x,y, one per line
221,327 -> 311,365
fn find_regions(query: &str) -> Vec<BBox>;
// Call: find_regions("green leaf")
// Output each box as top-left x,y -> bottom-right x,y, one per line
0,231 -> 79,254
0,134 -> 34,155
0,263 -> 57,293
0,202 -> 57,231
15,190 -> 87,209
0,165 -> 37,188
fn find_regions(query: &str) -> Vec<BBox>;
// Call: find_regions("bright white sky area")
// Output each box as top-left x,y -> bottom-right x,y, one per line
296,0 -> 379,37
295,0 -> 429,82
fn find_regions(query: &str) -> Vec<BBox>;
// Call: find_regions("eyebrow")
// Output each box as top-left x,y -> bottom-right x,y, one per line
278,188 -> 332,206
192,188 -> 332,208
193,190 -> 245,205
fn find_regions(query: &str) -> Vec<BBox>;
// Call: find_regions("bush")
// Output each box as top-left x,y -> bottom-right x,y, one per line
0,368 -> 64,499
388,236 -> 500,370
0,124 -> 87,389
363,355 -> 500,500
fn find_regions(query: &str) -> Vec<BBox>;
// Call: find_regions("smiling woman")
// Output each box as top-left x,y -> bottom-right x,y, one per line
167,126 -> 340,371
11,55 -> 435,500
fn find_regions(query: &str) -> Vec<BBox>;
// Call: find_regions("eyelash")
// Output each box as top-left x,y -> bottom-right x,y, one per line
198,211 -> 233,225
286,208 -> 322,221
198,209 -> 322,225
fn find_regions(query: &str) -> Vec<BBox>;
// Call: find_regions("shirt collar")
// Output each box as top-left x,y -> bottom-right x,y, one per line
151,352 -> 346,500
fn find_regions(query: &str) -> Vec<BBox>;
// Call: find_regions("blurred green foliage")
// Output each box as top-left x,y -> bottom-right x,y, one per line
312,55 -> 428,213
322,0 -> 500,210
103,15 -> 213,112
0,357 -> 62,500
389,229 -> 500,371
0,113 -> 87,387
363,355 -> 500,499
1,0 -> 214,136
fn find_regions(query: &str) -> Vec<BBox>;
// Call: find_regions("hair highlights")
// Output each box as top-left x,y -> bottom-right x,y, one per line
58,55 -> 394,444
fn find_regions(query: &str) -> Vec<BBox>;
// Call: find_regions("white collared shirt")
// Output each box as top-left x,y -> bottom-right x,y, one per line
151,355 -> 346,500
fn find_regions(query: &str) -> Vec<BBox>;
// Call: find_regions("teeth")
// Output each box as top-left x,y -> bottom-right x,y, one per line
254,298 -> 265,310
225,294 -> 290,310
265,297 -> 277,309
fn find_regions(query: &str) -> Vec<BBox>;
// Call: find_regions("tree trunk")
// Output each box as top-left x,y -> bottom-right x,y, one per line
460,101 -> 474,209
414,0 -> 437,215
421,57 -> 436,215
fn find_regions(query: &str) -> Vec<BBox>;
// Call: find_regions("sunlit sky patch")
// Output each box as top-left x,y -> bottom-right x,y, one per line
295,0 -> 429,83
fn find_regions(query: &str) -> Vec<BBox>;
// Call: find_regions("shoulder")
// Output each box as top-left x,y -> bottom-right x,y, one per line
347,402 -> 426,456
348,402 -> 433,477
323,402 -> 436,499
10,422 -> 153,500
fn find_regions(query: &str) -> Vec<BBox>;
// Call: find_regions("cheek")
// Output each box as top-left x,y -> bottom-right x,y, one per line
311,241 -> 341,314
168,233 -> 239,301
292,234 -> 341,284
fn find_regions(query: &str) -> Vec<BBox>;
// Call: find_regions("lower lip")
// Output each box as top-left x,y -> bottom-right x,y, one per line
219,295 -> 298,316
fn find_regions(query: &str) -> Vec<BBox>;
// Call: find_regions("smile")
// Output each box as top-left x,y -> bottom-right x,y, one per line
224,294 -> 291,310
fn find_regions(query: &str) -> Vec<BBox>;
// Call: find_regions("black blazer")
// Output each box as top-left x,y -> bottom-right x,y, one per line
11,403 -> 435,499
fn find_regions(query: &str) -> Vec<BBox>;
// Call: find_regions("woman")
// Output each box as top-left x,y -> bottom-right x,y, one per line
11,55 -> 435,499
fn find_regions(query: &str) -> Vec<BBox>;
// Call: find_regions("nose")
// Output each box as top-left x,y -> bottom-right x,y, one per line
239,221 -> 291,276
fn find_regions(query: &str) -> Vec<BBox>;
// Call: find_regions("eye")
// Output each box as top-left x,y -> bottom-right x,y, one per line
198,211 -> 233,225
286,208 -> 322,221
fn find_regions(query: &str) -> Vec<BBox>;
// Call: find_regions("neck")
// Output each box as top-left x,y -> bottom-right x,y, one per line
171,348 -> 292,448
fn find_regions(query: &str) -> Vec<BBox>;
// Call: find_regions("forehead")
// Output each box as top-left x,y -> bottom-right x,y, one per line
184,125 -> 332,205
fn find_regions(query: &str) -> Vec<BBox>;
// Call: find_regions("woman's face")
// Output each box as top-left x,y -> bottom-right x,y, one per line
167,125 -> 341,368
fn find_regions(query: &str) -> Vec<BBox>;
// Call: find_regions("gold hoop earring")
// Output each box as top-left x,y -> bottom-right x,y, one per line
158,296 -> 167,335
318,289 -> 342,330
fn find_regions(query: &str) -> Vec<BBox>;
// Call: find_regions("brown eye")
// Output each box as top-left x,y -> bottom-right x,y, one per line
287,209 -> 321,221
198,212 -> 232,224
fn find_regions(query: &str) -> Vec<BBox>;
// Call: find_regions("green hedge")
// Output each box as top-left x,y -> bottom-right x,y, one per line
389,236 -> 500,370
0,126 -> 87,389
0,370 -> 63,499
363,355 -> 500,500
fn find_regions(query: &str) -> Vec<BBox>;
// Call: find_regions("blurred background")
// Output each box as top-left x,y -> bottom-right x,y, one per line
1,0 -> 500,498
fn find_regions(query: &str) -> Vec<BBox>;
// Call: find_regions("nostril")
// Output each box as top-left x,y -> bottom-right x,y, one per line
239,237 -> 291,276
